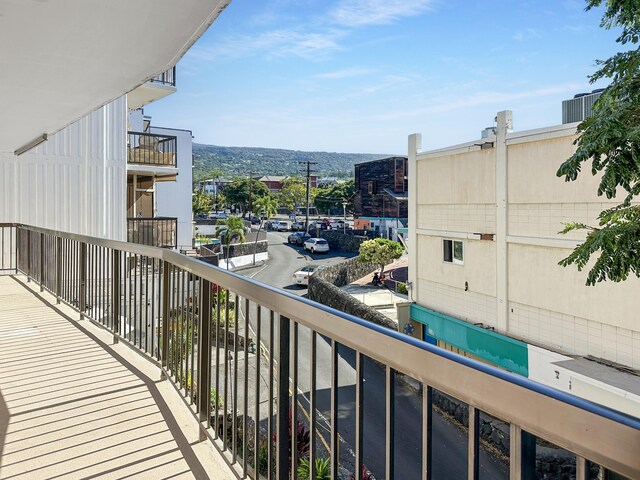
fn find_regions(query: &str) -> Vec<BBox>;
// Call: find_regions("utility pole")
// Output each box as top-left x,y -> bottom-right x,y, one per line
248,172 -> 253,218
298,160 -> 317,234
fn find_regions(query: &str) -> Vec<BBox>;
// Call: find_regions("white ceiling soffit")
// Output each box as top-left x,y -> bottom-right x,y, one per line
0,0 -> 230,154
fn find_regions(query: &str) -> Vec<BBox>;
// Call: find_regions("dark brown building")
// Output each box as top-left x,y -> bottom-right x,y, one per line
354,156 -> 408,218
353,156 -> 408,239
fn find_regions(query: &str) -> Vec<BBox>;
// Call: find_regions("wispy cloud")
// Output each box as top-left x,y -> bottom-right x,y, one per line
186,28 -> 347,62
513,28 -> 540,42
314,67 -> 377,79
371,82 -> 586,121
330,0 -> 433,27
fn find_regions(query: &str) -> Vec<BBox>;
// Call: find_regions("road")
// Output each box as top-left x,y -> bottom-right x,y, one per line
239,231 -> 509,479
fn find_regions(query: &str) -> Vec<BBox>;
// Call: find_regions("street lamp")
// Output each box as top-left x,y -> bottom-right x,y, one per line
342,201 -> 347,234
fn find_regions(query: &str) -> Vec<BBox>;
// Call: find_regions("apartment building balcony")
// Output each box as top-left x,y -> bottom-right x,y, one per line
0,223 -> 638,480
127,216 -> 178,249
127,131 -> 178,178
128,67 -> 177,110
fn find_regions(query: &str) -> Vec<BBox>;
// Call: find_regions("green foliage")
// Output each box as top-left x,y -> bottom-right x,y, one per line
254,194 -> 279,220
223,178 -> 269,215
314,179 -> 355,214
556,0 -> 640,284
210,386 -> 223,411
396,282 -> 408,294
278,177 -> 307,211
297,457 -> 330,480
215,217 -> 246,245
358,238 -> 404,274
192,189 -> 212,216
215,216 -> 247,270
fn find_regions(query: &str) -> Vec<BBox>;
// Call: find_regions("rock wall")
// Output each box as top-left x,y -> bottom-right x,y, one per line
429,390 -> 598,479
226,240 -> 268,258
308,276 -> 397,331
314,256 -> 378,287
311,230 -> 370,253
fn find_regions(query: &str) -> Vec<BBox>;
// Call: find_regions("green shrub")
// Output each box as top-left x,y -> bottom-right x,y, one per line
297,457 -> 330,480
396,282 -> 408,294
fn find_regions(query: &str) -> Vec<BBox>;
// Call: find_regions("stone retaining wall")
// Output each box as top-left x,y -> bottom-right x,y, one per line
227,240 -> 268,258
308,276 -> 397,331
314,256 -> 378,287
430,390 -> 596,479
312,230 -> 370,253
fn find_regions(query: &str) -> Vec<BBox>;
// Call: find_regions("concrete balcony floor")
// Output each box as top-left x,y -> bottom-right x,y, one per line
0,276 -> 235,480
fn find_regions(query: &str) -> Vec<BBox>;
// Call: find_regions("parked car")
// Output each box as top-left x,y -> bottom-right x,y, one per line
271,221 -> 290,232
303,237 -> 330,253
328,220 -> 345,230
292,264 -> 327,287
291,221 -> 306,231
250,215 -> 261,225
288,232 -> 311,245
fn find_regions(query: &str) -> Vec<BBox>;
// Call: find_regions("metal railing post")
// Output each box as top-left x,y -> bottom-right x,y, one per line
510,424 -> 536,480
198,279 -> 212,441
26,229 -> 31,282
161,261 -> 170,380
276,315 -> 291,480
79,242 -> 87,319
468,406 -> 479,480
39,233 -> 44,291
55,236 -> 62,303
112,249 -> 120,343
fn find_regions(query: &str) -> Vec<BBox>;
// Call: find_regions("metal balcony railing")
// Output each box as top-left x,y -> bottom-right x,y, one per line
149,66 -> 176,87
127,217 -> 177,249
1,222 -> 639,480
127,131 -> 177,168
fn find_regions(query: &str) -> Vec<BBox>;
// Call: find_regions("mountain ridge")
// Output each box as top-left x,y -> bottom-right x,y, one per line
192,143 -> 398,180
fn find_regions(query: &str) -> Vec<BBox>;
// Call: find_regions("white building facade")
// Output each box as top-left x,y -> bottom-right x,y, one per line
1,73 -> 193,251
408,111 -> 640,416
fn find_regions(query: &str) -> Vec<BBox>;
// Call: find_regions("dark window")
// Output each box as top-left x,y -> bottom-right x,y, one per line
443,239 -> 453,262
443,239 -> 464,264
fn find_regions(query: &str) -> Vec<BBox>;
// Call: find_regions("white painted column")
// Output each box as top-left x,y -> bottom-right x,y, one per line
408,133 -> 421,303
496,111 -> 512,332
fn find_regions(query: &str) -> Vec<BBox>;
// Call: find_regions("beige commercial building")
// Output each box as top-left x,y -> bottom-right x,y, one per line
407,111 -> 640,415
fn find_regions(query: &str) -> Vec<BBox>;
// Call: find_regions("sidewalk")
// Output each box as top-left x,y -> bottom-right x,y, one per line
341,255 -> 409,323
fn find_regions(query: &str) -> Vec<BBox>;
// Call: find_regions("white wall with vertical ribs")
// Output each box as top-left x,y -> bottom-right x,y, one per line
0,97 -> 127,241
152,126 -> 193,251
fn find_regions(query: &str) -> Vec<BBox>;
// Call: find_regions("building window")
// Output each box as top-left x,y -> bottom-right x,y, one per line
443,239 -> 464,265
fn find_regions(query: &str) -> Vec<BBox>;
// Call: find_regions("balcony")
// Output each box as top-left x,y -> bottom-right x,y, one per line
150,66 -> 176,87
127,131 -> 177,170
128,67 -> 177,110
127,217 -> 177,249
0,223 -> 638,480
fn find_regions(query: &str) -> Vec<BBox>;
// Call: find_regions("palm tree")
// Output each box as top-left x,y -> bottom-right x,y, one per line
252,195 -> 278,265
215,216 -> 246,270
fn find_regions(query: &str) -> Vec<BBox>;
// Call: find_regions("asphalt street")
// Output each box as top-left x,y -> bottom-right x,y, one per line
238,230 -> 509,479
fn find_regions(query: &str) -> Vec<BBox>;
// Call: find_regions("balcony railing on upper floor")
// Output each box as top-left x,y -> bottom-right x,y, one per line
0,222 -> 638,480
149,66 -> 176,87
127,217 -> 177,249
127,131 -> 177,168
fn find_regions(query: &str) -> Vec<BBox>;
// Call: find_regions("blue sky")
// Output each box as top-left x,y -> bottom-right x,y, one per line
146,0 -> 620,155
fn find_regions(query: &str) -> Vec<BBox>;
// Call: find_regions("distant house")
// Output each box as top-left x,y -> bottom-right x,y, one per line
317,177 -> 338,187
259,175 -> 317,193
196,177 -> 232,195
259,175 -> 286,193
353,156 -> 408,240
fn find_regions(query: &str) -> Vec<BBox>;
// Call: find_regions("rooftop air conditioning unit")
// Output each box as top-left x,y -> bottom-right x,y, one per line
562,89 -> 604,124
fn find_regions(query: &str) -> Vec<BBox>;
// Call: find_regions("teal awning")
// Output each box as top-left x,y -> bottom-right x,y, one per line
411,304 -> 528,377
